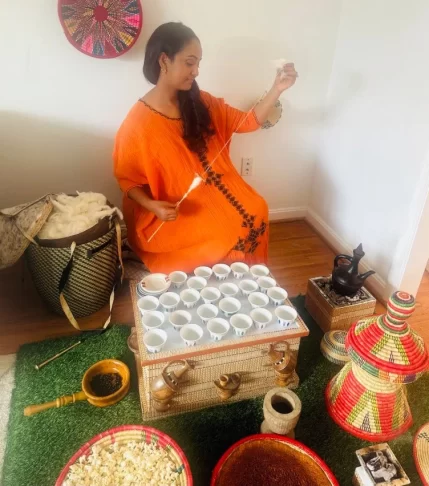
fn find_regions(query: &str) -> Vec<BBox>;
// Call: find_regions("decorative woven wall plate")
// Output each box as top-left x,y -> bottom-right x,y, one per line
58,0 -> 143,59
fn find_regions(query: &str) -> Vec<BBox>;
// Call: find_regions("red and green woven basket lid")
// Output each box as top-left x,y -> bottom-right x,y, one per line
346,291 -> 429,383
58,0 -> 143,59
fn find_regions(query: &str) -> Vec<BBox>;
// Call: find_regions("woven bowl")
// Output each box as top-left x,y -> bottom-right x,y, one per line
211,434 -> 338,486
55,425 -> 192,486
414,422 -> 429,486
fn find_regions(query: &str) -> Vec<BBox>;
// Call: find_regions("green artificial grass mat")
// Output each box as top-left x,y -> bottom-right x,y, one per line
2,296 -> 428,486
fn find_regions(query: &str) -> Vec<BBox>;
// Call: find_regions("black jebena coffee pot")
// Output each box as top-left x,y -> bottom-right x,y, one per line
332,244 -> 375,296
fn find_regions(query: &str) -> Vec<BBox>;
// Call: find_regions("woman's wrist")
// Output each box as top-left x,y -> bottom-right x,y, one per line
269,84 -> 283,98
144,199 -> 157,212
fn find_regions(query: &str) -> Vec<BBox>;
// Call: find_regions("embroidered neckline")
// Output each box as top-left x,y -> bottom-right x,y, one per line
139,100 -> 181,121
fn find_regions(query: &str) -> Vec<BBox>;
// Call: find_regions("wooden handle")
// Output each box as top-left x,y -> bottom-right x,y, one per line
24,391 -> 87,416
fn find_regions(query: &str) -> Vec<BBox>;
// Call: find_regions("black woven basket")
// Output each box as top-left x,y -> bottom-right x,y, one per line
26,215 -> 121,325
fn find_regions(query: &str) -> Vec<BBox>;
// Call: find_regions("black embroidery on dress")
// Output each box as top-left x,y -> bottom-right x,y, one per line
196,150 -> 267,254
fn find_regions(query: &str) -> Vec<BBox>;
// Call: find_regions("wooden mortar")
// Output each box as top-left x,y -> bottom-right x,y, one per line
24,359 -> 130,416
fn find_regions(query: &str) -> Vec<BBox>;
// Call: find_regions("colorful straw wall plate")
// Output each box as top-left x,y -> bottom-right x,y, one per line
414,423 -> 429,485
58,0 -> 143,59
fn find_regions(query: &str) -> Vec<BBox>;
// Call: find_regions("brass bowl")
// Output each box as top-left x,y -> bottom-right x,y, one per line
82,359 -> 130,407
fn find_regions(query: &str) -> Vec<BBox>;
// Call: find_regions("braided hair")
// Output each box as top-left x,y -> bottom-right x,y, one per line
143,22 -> 214,155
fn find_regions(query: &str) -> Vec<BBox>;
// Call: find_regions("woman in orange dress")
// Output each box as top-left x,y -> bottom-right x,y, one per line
114,22 -> 297,273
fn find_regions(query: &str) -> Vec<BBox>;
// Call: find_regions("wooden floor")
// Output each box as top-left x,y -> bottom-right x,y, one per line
1,220 -> 428,355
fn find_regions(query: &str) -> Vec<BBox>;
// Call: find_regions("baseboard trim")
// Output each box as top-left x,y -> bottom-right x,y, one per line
269,207 -> 307,221
306,208 -> 388,302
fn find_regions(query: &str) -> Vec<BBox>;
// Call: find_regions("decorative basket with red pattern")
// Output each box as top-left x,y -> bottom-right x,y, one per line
58,0 -> 143,59
326,292 -> 429,442
55,425 -> 192,485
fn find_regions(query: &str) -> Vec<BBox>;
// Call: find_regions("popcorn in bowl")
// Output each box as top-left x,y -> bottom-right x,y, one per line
56,426 -> 192,486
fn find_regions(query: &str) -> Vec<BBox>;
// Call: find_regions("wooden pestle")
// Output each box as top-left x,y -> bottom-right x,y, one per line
24,391 -> 87,416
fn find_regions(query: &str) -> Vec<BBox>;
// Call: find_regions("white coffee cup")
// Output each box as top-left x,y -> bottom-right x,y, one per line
231,262 -> 249,279
250,264 -> 270,279
250,308 -> 272,330
239,279 -> 259,296
180,323 -> 204,346
137,296 -> 159,316
219,297 -> 241,317
230,314 -> 253,337
219,282 -> 239,298
268,287 -> 288,306
275,305 -> 298,328
207,318 -> 230,341
194,266 -> 213,280
248,292 -> 269,309
187,276 -> 207,291
212,264 -> 231,281
168,271 -> 187,289
142,311 -> 165,331
201,287 -> 221,304
159,292 -> 180,313
180,289 -> 200,309
197,304 -> 218,324
169,310 -> 192,331
143,329 -> 167,353
257,276 -> 277,293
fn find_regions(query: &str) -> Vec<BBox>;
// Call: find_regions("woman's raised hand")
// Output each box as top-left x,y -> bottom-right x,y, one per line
273,63 -> 298,93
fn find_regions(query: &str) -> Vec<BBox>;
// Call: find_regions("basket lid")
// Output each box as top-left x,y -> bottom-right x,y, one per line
346,292 -> 429,381
320,331 -> 350,366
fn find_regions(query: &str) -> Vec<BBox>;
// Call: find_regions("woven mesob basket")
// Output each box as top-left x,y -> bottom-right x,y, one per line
26,211 -> 123,330
55,425 -> 192,486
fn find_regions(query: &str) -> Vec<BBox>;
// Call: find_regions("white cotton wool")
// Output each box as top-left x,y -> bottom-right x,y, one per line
38,192 -> 123,240
270,58 -> 291,80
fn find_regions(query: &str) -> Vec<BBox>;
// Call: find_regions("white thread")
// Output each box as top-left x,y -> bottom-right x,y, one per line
147,84 -> 278,243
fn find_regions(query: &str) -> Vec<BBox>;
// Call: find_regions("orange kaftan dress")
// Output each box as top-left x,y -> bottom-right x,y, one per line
113,91 -> 268,273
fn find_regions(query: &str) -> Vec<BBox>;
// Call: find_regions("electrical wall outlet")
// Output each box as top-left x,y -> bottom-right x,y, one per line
241,157 -> 253,176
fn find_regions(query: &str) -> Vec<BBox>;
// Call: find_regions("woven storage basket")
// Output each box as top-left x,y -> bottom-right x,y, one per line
131,281 -> 309,420
55,425 -> 192,486
305,277 -> 376,332
326,362 -> 413,441
26,214 -> 121,329
414,422 -> 429,485
320,330 -> 350,366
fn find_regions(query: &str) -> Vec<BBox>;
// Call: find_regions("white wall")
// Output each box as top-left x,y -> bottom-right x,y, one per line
308,0 -> 429,299
0,0 -> 342,214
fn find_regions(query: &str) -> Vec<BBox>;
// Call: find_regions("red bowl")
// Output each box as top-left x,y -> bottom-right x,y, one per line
211,434 -> 338,486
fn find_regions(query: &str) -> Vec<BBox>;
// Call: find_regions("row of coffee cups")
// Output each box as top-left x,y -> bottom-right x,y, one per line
169,263 -> 271,289
138,283 -> 288,317
141,303 -> 298,353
